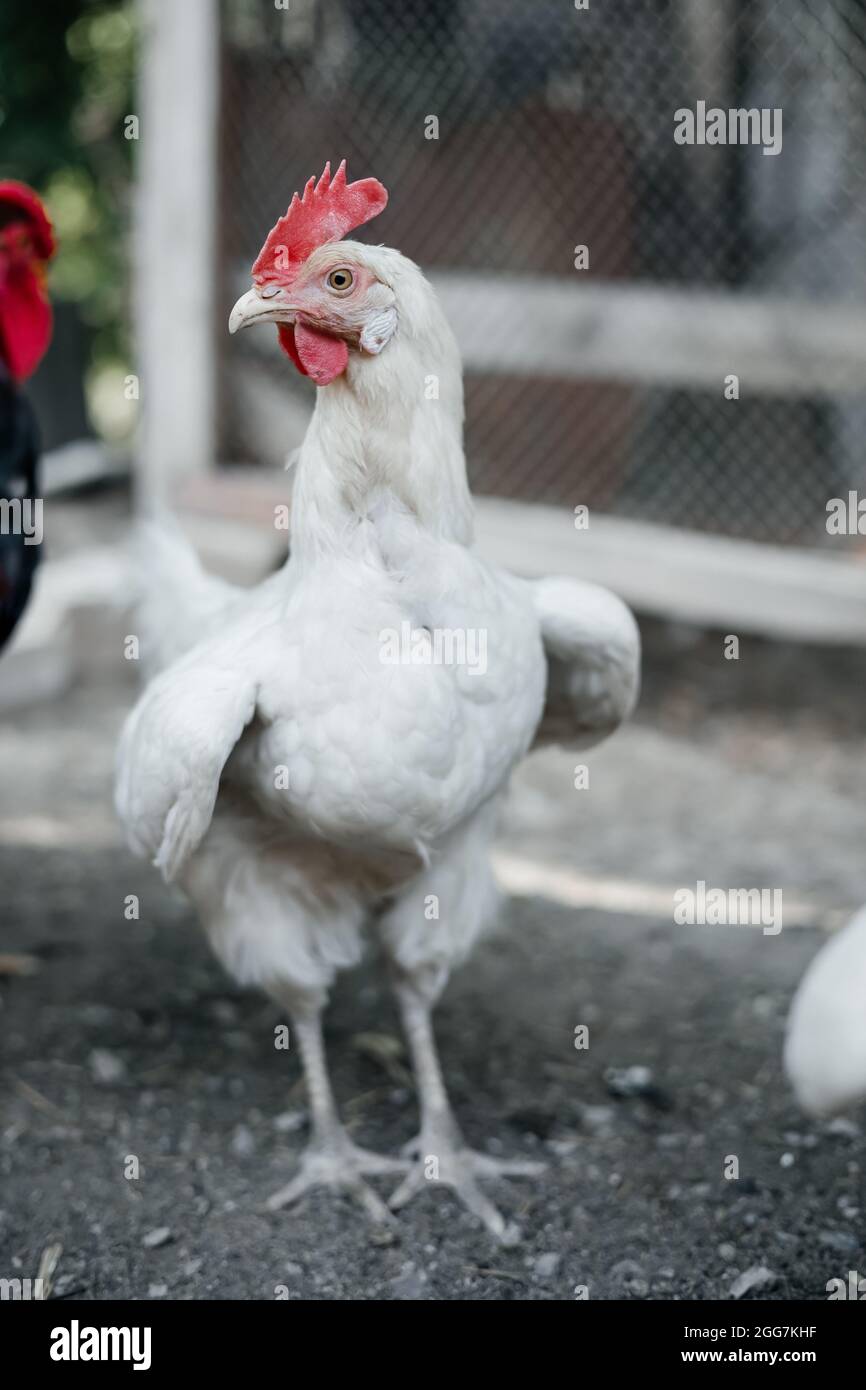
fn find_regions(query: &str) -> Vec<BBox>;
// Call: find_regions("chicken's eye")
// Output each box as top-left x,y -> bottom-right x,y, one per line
327,267 -> 354,293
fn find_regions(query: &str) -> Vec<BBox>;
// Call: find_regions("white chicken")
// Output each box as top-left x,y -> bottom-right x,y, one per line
785,909 -> 866,1117
116,161 -> 640,1239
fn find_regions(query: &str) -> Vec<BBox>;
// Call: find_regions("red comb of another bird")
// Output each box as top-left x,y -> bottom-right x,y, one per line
0,181 -> 55,261
252,160 -> 388,286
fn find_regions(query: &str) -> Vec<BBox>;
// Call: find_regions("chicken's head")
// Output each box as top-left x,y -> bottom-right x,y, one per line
0,181 -> 55,383
229,161 -> 395,386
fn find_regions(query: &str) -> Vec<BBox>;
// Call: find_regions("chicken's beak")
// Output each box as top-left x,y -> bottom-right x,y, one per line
228,287 -> 294,334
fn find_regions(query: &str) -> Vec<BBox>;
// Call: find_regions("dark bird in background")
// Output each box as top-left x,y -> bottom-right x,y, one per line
0,180 -> 55,652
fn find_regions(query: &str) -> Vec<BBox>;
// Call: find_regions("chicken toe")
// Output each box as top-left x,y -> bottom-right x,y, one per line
267,1131 -> 407,1225
389,1122 -> 544,1241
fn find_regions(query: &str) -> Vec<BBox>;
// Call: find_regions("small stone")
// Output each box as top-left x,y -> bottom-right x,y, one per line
579,1105 -> 616,1134
284,1261 -> 303,1277
390,1263 -> 427,1300
148,1284 -> 168,1298
825,1117 -> 860,1139
273,1110 -> 306,1134
89,1049 -> 126,1085
182,1259 -> 203,1277
610,1258 -> 648,1297
230,1124 -> 255,1157
718,1243 -> 737,1262
819,1230 -> 859,1253
605,1065 -> 670,1109
369,1225 -> 396,1248
142,1227 -> 172,1250
730,1265 -> 776,1299
547,1136 -> 580,1160
533,1252 -> 560,1279
605,1065 -> 654,1097
779,1152 -> 795,1168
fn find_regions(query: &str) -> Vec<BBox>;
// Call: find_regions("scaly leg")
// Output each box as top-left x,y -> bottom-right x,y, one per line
388,979 -> 545,1241
266,1007 -> 406,1224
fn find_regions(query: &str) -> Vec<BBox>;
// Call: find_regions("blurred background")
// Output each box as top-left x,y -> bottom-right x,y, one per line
13,0 -> 866,542
8,0 -> 866,653
2,0 -> 866,1300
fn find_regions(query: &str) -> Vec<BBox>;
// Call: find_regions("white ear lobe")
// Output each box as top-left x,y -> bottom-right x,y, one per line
360,307 -> 398,355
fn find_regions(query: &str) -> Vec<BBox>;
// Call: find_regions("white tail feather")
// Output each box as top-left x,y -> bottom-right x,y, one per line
130,516 -> 242,675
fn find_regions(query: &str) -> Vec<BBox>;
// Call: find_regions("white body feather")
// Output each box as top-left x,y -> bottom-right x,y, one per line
785,909 -> 866,1115
116,243 -> 639,1005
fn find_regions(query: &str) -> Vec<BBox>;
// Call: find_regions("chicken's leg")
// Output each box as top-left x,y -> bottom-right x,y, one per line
266,1005 -> 406,1223
388,977 -> 545,1241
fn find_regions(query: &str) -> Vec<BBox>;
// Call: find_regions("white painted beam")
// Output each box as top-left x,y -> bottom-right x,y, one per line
432,274 -> 866,397
474,497 -> 866,645
135,0 -> 219,503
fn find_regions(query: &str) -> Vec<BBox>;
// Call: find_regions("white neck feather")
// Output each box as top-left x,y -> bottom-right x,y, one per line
289,257 -> 473,568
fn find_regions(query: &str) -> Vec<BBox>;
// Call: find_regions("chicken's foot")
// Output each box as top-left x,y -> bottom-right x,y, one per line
266,1009 -> 406,1225
388,981 -> 545,1242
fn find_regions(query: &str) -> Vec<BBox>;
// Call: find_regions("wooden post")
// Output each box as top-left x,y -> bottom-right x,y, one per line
134,0 -> 219,504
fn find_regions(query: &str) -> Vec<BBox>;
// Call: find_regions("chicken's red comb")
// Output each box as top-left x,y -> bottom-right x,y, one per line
252,160 -> 387,286
0,181 -> 55,261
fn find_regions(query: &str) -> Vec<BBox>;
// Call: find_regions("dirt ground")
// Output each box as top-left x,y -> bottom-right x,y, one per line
1,619 -> 865,1301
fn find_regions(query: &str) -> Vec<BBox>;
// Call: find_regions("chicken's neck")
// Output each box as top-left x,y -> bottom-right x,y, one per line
289,312 -> 473,570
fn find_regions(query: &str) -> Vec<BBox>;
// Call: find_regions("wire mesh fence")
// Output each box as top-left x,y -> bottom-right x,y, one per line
218,0 -> 866,544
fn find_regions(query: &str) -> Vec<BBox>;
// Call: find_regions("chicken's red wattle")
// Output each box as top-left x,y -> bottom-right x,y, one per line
278,321 -> 348,386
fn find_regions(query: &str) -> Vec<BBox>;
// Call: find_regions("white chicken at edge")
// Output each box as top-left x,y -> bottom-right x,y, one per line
785,909 -> 866,1118
116,162 -> 640,1239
